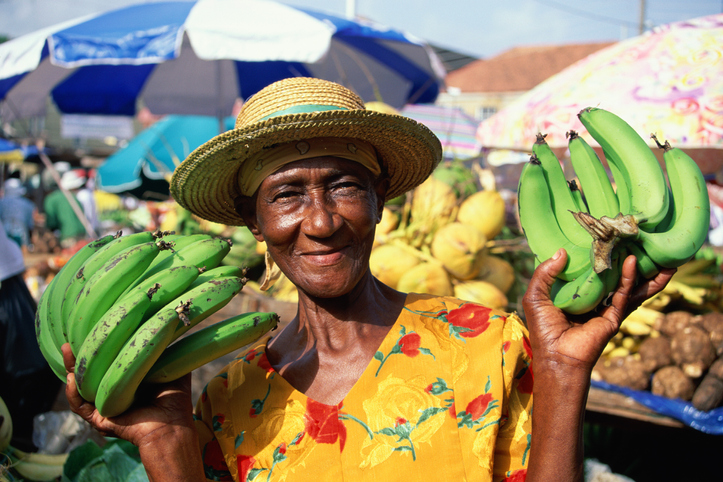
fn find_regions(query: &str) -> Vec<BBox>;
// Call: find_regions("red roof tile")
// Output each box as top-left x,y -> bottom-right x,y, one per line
445,42 -> 615,93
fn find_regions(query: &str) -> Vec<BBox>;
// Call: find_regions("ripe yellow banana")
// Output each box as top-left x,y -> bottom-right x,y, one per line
578,107 -> 669,231
144,311 -> 279,384
0,396 -> 11,453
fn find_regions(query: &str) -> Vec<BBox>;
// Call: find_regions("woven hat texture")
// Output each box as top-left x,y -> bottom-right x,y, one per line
170,77 -> 442,226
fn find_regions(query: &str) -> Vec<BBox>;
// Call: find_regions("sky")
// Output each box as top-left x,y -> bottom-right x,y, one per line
0,0 -> 720,59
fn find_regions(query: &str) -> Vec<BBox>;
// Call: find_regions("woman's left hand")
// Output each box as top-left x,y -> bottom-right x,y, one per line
522,248 -> 676,371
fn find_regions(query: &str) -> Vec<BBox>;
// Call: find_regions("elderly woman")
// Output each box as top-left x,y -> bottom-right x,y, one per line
63,78 -> 673,482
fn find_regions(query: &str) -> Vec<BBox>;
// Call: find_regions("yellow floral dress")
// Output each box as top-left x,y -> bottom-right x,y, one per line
195,293 -> 533,482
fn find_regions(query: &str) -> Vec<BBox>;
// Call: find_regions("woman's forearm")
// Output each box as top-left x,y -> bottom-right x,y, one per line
138,424 -> 206,482
526,358 -> 590,482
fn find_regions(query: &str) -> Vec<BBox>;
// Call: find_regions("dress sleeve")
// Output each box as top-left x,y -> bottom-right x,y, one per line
493,313 -> 533,481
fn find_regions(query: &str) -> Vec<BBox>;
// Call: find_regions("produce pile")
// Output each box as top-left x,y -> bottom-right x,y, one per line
2,395 -> 69,481
35,230 -> 279,417
517,107 -> 710,315
595,253 -> 723,411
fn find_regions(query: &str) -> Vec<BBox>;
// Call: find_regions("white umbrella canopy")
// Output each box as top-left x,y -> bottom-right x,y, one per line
476,14 -> 723,175
0,0 -> 446,122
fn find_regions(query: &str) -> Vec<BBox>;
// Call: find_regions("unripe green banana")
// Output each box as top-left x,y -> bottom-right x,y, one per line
577,107 -> 669,231
624,241 -> 660,279
187,265 -> 246,290
144,233 -> 212,272
127,236 -> 231,292
144,311 -> 279,384
567,131 -> 620,219
74,287 -> 155,402
59,230 -> 158,342
550,251 -> 620,315
517,157 -> 591,281
34,286 -> 67,381
532,134 -> 592,247
41,233 -> 117,359
636,143 -> 710,268
67,241 -> 162,355
95,276 -> 245,417
117,264 -> 201,317
568,179 -> 588,213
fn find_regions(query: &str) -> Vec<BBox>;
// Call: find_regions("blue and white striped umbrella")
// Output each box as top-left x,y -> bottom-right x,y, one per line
0,0 -> 445,122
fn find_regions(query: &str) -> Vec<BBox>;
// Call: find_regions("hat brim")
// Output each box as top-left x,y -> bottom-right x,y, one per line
171,110 -> 443,226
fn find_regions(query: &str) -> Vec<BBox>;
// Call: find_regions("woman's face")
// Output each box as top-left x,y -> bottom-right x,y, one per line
244,156 -> 387,298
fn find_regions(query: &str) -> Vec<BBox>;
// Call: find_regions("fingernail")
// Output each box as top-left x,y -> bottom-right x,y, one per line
552,248 -> 563,260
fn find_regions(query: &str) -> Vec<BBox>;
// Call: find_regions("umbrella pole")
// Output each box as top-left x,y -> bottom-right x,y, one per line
36,142 -> 97,239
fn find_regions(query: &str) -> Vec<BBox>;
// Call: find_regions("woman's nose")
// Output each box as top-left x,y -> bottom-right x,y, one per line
301,197 -> 342,238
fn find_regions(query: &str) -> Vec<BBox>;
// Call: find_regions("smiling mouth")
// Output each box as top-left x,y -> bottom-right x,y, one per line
301,247 -> 348,265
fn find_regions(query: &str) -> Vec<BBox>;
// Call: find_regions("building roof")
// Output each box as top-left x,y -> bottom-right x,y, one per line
445,41 -> 615,93
430,44 -> 479,73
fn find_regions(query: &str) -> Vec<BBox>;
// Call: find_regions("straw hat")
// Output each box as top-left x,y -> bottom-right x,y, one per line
171,77 -> 443,226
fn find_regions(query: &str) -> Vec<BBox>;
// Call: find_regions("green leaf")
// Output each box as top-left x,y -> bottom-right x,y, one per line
64,440 -> 104,481
373,351 -> 384,361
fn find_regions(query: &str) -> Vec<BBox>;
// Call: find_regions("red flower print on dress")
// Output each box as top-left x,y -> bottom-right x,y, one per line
257,352 -> 273,373
237,455 -> 256,482
446,303 -> 493,338
457,376 -> 500,431
374,325 -> 435,376
304,399 -> 348,452
502,468 -> 527,481
202,438 -> 233,481
398,333 -> 421,356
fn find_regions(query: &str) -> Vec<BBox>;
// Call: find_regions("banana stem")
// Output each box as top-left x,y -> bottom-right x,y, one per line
572,212 -> 638,273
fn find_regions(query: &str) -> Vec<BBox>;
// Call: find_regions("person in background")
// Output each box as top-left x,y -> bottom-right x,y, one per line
0,177 -> 36,253
0,222 -> 62,450
75,169 -> 101,236
43,169 -> 89,249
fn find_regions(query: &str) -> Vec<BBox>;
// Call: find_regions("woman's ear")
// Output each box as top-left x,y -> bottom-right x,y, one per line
374,176 -> 390,223
235,195 -> 264,241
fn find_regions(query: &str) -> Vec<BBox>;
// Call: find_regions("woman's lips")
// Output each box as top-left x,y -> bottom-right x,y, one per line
301,247 -> 348,266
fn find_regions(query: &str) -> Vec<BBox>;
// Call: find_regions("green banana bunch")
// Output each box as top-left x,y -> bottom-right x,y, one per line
67,240 -> 164,355
36,233 -> 117,380
145,311 -> 279,383
94,276 -> 247,417
577,107 -> 669,231
34,230 -> 279,418
518,107 -> 710,315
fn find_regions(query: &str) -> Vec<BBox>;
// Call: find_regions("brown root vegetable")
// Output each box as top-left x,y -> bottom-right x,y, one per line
651,366 -> 696,401
596,355 -> 650,391
691,357 -> 723,411
655,310 -> 698,338
638,336 -> 673,373
671,325 -> 716,379
699,312 -> 723,356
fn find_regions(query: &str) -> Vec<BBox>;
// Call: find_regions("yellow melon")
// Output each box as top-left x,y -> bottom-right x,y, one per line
454,280 -> 509,310
430,222 -> 488,280
410,177 -> 458,226
397,262 -> 454,296
457,190 -> 507,240
369,244 -> 420,289
475,255 -> 516,294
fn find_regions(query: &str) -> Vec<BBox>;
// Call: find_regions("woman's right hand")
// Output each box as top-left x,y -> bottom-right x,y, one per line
61,343 -> 195,447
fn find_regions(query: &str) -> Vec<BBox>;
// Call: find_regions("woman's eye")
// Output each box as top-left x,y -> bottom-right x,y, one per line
272,191 -> 300,201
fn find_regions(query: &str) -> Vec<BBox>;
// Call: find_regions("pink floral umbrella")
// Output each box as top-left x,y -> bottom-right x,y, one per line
476,14 -> 723,174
